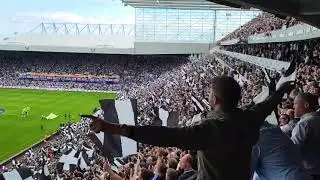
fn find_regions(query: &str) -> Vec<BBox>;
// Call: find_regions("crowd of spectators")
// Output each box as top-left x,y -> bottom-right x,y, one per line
0,52 -> 188,92
0,52 -> 227,179
1,40 -> 319,179
221,39 -> 320,94
0,13 -> 320,180
218,39 -> 320,179
220,12 -> 300,41
1,42 -> 317,179
214,53 -> 268,107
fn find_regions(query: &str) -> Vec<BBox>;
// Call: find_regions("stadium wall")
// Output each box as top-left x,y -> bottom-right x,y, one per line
0,42 -> 210,55
248,24 -> 320,43
220,24 -> 320,45
5,33 -> 135,48
212,48 -> 290,72
0,33 -> 210,55
0,44 -> 135,54
134,41 -> 210,54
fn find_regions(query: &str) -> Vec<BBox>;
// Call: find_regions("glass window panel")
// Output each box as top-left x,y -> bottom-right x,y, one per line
135,7 -> 260,42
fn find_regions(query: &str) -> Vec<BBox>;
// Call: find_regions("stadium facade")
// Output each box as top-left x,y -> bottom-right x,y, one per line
0,0 -> 259,55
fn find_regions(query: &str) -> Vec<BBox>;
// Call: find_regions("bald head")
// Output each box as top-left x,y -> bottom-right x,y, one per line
294,93 -> 318,118
180,154 -> 193,170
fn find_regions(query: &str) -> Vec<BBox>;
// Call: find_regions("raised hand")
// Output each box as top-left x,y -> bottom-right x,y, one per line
81,115 -> 106,133
278,81 -> 295,94
81,114 -> 125,135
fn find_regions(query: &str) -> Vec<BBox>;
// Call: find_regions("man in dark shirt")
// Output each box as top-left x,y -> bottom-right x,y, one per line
85,76 -> 293,180
251,122 -> 311,180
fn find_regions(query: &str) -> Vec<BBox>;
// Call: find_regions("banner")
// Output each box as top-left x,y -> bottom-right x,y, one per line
0,85 -> 118,93
88,99 -> 138,159
19,73 -> 120,84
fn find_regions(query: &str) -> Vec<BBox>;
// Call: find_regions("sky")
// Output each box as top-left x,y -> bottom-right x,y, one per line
0,0 -> 135,38
0,0 -> 260,41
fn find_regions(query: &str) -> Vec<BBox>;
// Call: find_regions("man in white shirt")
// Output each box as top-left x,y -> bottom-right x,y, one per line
291,93 -> 320,179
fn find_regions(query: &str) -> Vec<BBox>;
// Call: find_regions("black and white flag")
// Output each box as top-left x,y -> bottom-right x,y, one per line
82,143 -> 94,158
276,59 -> 296,90
41,164 -> 51,180
253,81 -> 278,125
0,167 -> 34,180
34,164 -> 51,180
56,149 -> 79,173
89,99 -> 138,160
191,113 -> 202,124
152,106 -> 179,127
191,96 -> 207,124
113,157 -> 125,167
78,149 -> 90,170
56,146 -> 92,173
255,67 -> 278,104
201,99 -> 211,109
262,68 -> 271,83
253,60 -> 296,126
191,96 -> 205,113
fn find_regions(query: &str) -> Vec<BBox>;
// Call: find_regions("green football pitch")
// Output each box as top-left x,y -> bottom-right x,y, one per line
0,88 -> 116,162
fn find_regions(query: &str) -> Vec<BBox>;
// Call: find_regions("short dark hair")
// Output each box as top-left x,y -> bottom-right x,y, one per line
211,76 -> 241,112
297,93 -> 319,111
158,163 -> 167,176
176,151 -> 181,158
168,158 -> 178,169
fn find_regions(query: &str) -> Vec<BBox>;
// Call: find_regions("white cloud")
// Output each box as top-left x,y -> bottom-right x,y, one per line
50,12 -> 84,22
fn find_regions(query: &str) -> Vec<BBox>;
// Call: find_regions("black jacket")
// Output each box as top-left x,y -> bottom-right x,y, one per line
126,90 -> 285,180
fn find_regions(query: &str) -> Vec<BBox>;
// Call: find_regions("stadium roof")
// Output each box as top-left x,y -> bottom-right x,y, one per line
205,0 -> 320,28
122,0 -> 235,9
123,0 -> 320,28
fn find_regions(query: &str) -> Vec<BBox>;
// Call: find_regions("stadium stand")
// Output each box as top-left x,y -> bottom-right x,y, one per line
206,0 -> 320,28
1,8 -> 320,180
0,52 -> 188,92
220,40 -> 320,95
219,12 -> 300,42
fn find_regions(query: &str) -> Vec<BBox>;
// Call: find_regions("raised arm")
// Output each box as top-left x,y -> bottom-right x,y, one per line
125,120 -> 221,150
85,115 -> 221,150
249,81 -> 294,127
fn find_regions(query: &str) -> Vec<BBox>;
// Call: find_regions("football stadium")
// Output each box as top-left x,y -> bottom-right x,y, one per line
0,0 -> 320,179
